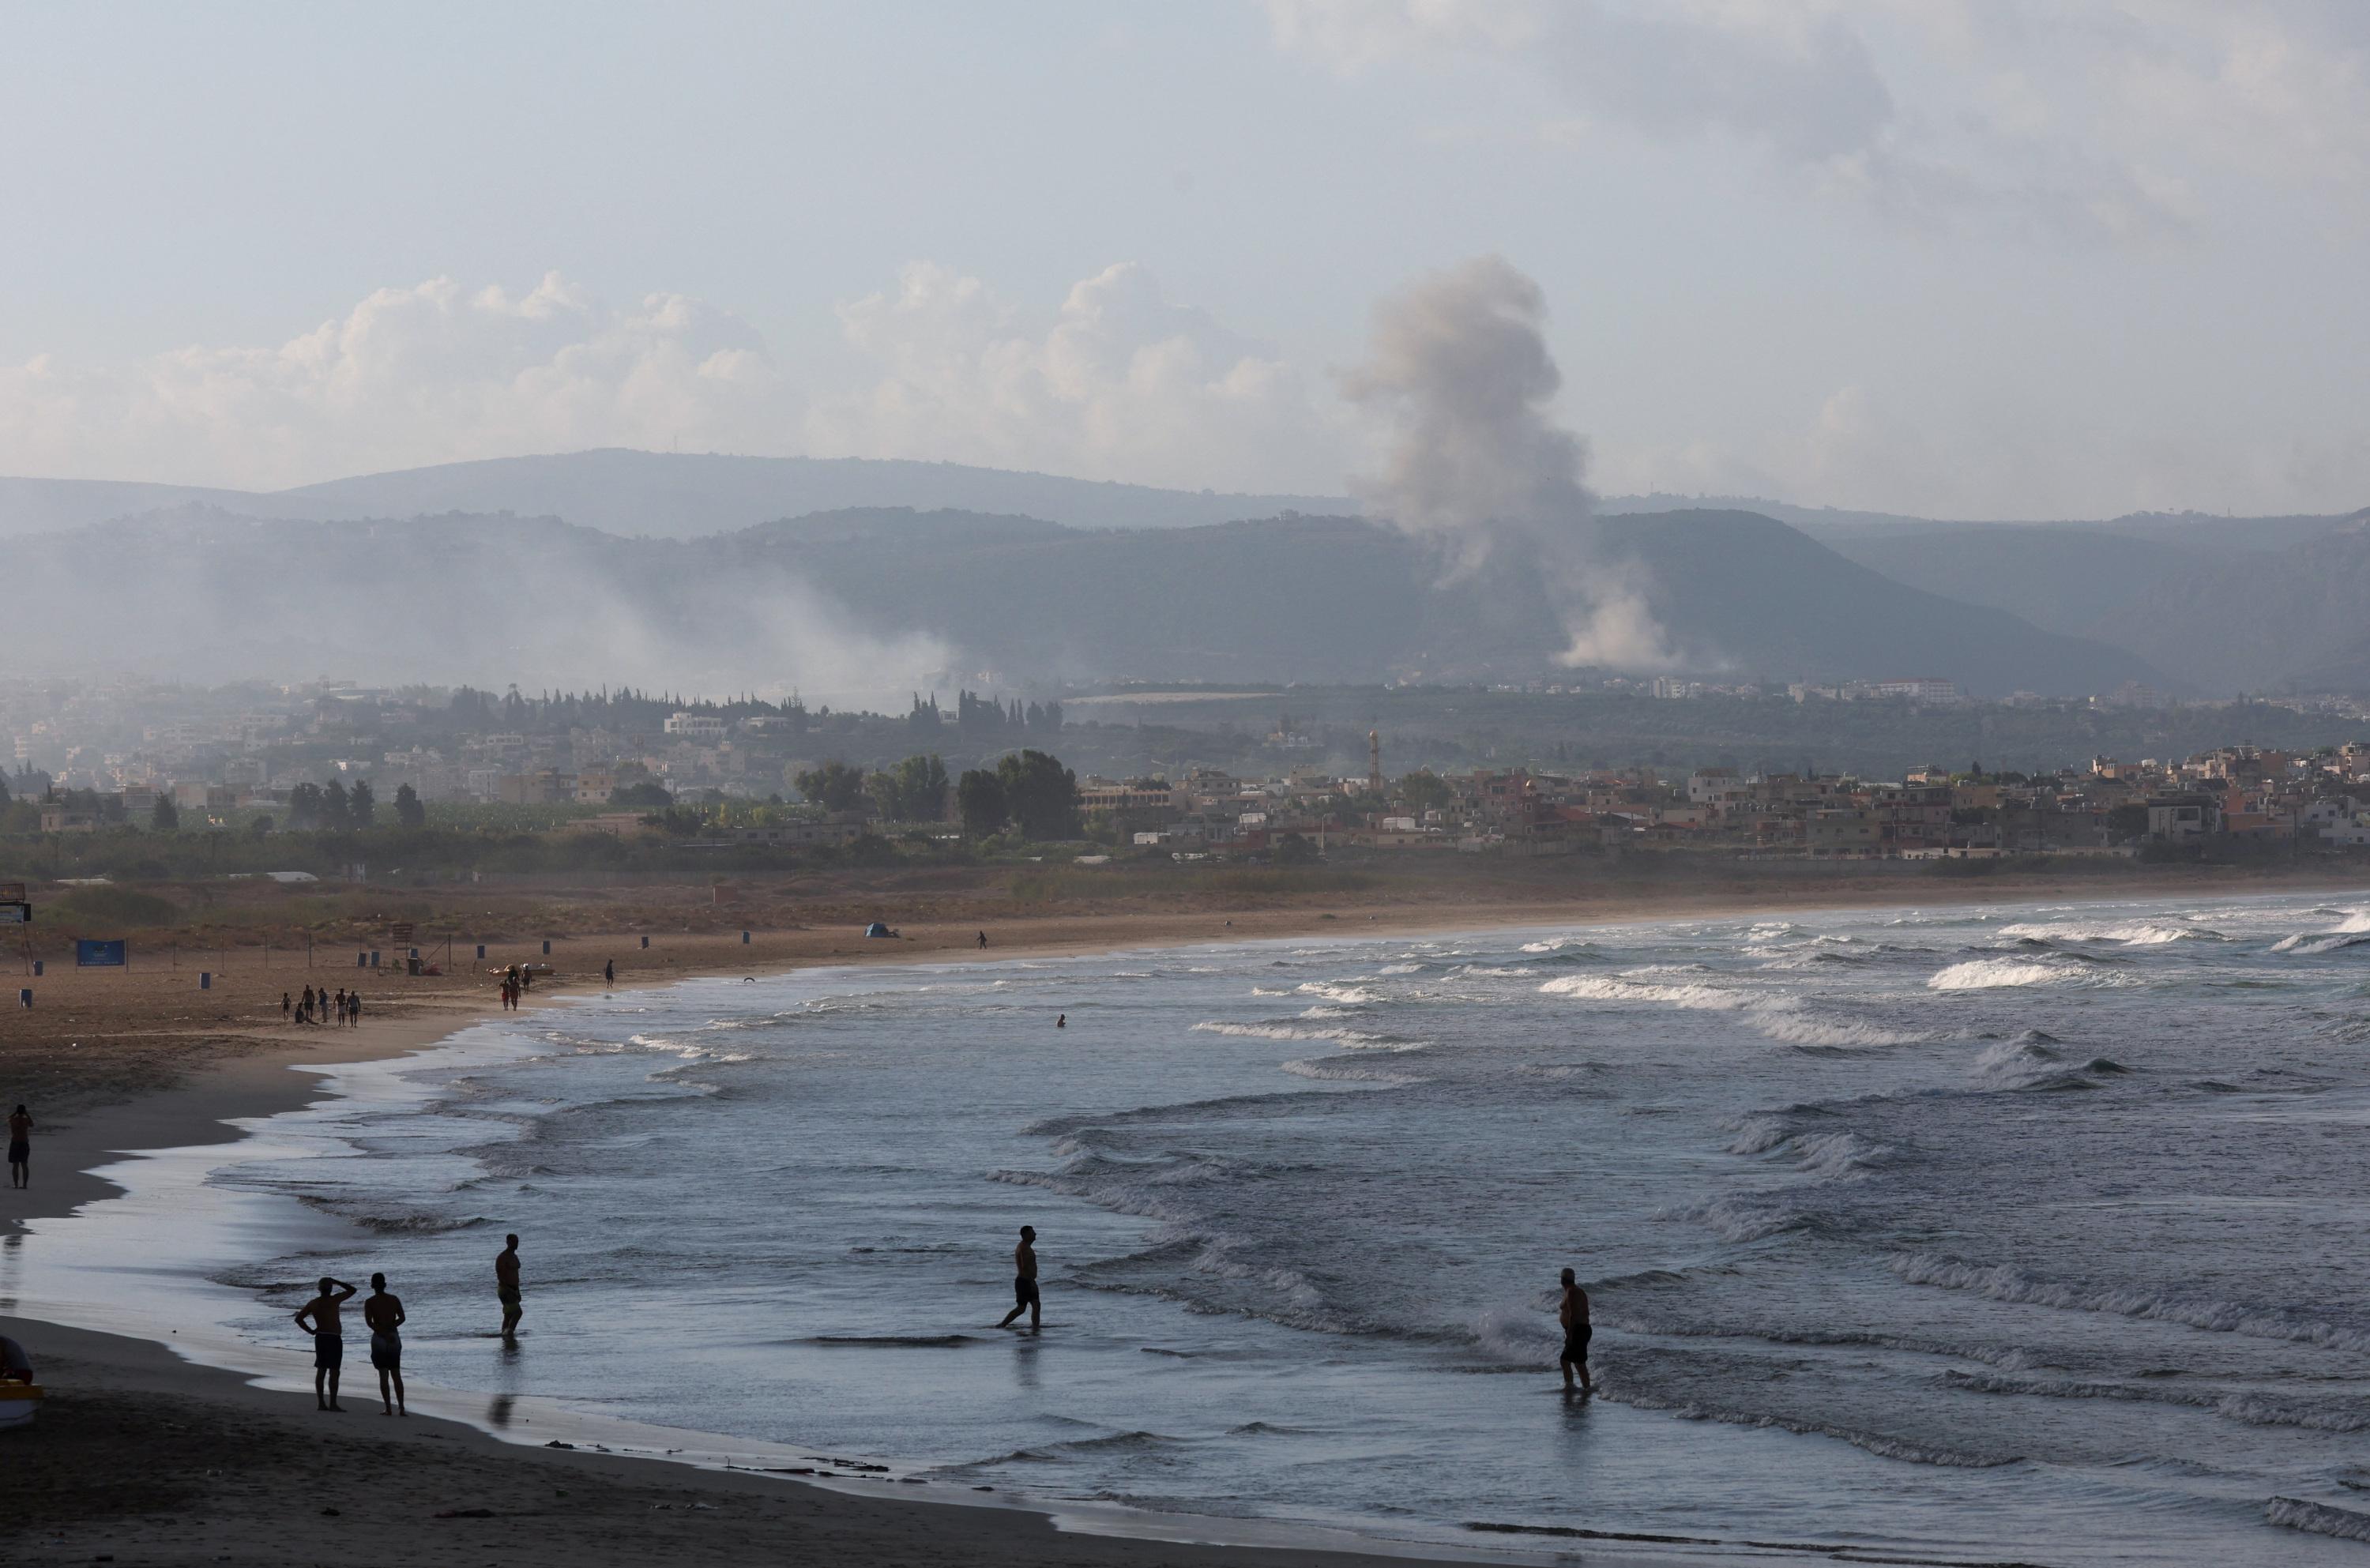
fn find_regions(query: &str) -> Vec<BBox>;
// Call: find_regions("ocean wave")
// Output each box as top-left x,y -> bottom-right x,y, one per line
1726,1119 -> 1891,1177
1296,981 -> 1382,1006
1927,956 -> 2135,991
1892,1254 -> 2370,1353
1277,1056 -> 1426,1085
1998,920 -> 2217,946
2269,1498 -> 2370,1542
1190,1020 -> 1421,1050
1755,1014 -> 1932,1049
1613,1389 -> 2020,1468
1539,975 -> 1774,1012
2273,931 -> 2370,956
1372,962 -> 1424,976
1939,1370 -> 2370,1433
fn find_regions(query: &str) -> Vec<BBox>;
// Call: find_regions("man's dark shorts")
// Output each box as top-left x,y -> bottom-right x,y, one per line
498,1285 -> 521,1307
371,1331 -> 402,1371
314,1333 -> 344,1370
1563,1327 -> 1591,1363
6,1141 -> 26,1165
1014,1276 -> 1040,1307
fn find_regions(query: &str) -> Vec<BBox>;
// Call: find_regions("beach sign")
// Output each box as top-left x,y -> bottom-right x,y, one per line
75,939 -> 128,968
0,903 -> 28,925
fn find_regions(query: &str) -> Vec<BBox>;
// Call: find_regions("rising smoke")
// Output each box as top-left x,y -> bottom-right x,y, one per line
1340,255 -> 1678,671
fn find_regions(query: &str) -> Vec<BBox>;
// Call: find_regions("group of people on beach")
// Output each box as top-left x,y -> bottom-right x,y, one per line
283,1220 -> 1593,1419
282,986 -> 363,1028
293,1234 -> 527,1415
496,964 -> 535,1011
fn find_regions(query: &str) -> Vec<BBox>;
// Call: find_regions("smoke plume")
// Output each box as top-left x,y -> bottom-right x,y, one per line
1341,256 -> 1677,671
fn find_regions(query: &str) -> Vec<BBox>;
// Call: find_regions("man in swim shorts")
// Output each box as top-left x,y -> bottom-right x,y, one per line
295,1275 -> 358,1411
1559,1267 -> 1593,1394
364,1271 -> 407,1416
998,1225 -> 1040,1330
7,1104 -> 30,1188
496,1233 -> 524,1341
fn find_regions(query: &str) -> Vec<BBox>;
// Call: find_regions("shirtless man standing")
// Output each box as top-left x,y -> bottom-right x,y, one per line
7,1104 -> 30,1188
1559,1267 -> 1594,1394
997,1225 -> 1040,1330
496,1234 -> 524,1341
364,1272 -> 407,1416
295,1276 -> 359,1411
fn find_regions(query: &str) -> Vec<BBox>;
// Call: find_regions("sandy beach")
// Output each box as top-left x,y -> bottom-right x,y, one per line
6,867 -> 2363,1566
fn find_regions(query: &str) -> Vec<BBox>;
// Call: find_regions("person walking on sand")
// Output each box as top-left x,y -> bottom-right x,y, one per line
281,991 -> 293,1025
295,1275 -> 359,1411
363,1272 -> 407,1416
348,990 -> 363,1028
604,958 -> 615,987
496,1233 -> 524,1341
998,1225 -> 1041,1330
7,1104 -> 31,1188
977,930 -> 988,949
299,984 -> 314,1025
1559,1268 -> 1593,1394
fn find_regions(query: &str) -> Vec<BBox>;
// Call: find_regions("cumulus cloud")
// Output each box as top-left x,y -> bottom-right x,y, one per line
0,274 -> 799,490
1341,255 -> 1678,670
807,260 -> 1348,493
1266,0 -> 2370,243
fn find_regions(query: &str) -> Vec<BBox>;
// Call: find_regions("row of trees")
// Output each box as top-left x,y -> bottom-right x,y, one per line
284,779 -> 428,832
794,750 -> 1082,839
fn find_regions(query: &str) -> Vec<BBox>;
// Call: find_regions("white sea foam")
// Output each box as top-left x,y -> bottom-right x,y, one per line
1190,1020 -> 1420,1050
1927,957 -> 2131,991
1754,1014 -> 1930,1049
1998,920 -> 2208,946
1296,981 -> 1381,1006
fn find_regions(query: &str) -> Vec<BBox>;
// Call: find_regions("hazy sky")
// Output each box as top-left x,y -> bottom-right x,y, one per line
2,1 -> 2364,519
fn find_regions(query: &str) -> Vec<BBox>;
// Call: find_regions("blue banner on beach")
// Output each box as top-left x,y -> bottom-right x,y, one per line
75,938 -> 128,968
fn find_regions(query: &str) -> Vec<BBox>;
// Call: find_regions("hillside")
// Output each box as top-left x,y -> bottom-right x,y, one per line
2090,517 -> 2370,691
2,504 -> 2165,698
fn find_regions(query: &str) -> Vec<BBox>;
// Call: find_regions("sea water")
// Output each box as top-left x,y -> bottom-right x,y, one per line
42,891 -> 2370,1562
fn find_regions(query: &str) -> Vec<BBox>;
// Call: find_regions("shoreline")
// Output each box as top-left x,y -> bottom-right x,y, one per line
8,878 -> 2367,1566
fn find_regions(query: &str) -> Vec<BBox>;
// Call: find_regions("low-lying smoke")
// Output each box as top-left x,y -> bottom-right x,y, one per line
1340,255 -> 1678,671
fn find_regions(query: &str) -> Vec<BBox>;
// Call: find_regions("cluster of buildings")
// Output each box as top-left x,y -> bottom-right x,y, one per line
1086,742 -> 2370,859
2,679 -> 1050,827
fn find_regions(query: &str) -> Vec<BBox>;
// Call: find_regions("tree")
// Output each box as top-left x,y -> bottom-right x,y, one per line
287,782 -> 325,830
995,750 -> 1082,840
873,753 -> 949,822
348,779 -> 376,828
611,780 -> 674,810
393,782 -> 427,829
249,814 -> 275,837
794,760 -> 868,813
1398,770 -> 1454,816
150,793 -> 179,830
322,778 -> 352,832
1273,832 -> 1320,866
2107,803 -> 2150,841
957,769 -> 1007,837
0,772 -> 11,808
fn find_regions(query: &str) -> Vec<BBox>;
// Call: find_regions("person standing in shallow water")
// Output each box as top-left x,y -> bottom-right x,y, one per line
295,1275 -> 358,1411
7,1104 -> 31,1188
998,1225 -> 1040,1330
496,1233 -> 524,1341
1559,1267 -> 1593,1394
364,1272 -> 407,1416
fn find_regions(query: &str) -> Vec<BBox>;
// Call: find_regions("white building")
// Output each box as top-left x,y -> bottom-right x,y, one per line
664,712 -> 728,742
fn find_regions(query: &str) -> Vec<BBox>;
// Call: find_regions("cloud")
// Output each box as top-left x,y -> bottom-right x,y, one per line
1341,254 -> 1678,669
807,260 -> 1348,493
0,274 -> 799,490
1266,0 -> 2370,242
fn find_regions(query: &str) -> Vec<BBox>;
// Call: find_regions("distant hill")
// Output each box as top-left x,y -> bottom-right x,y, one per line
2,503 -> 2165,698
274,450 -> 1355,537
2090,517 -> 2370,692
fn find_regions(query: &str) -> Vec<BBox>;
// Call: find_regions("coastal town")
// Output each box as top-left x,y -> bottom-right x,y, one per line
7,675 -> 2370,863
